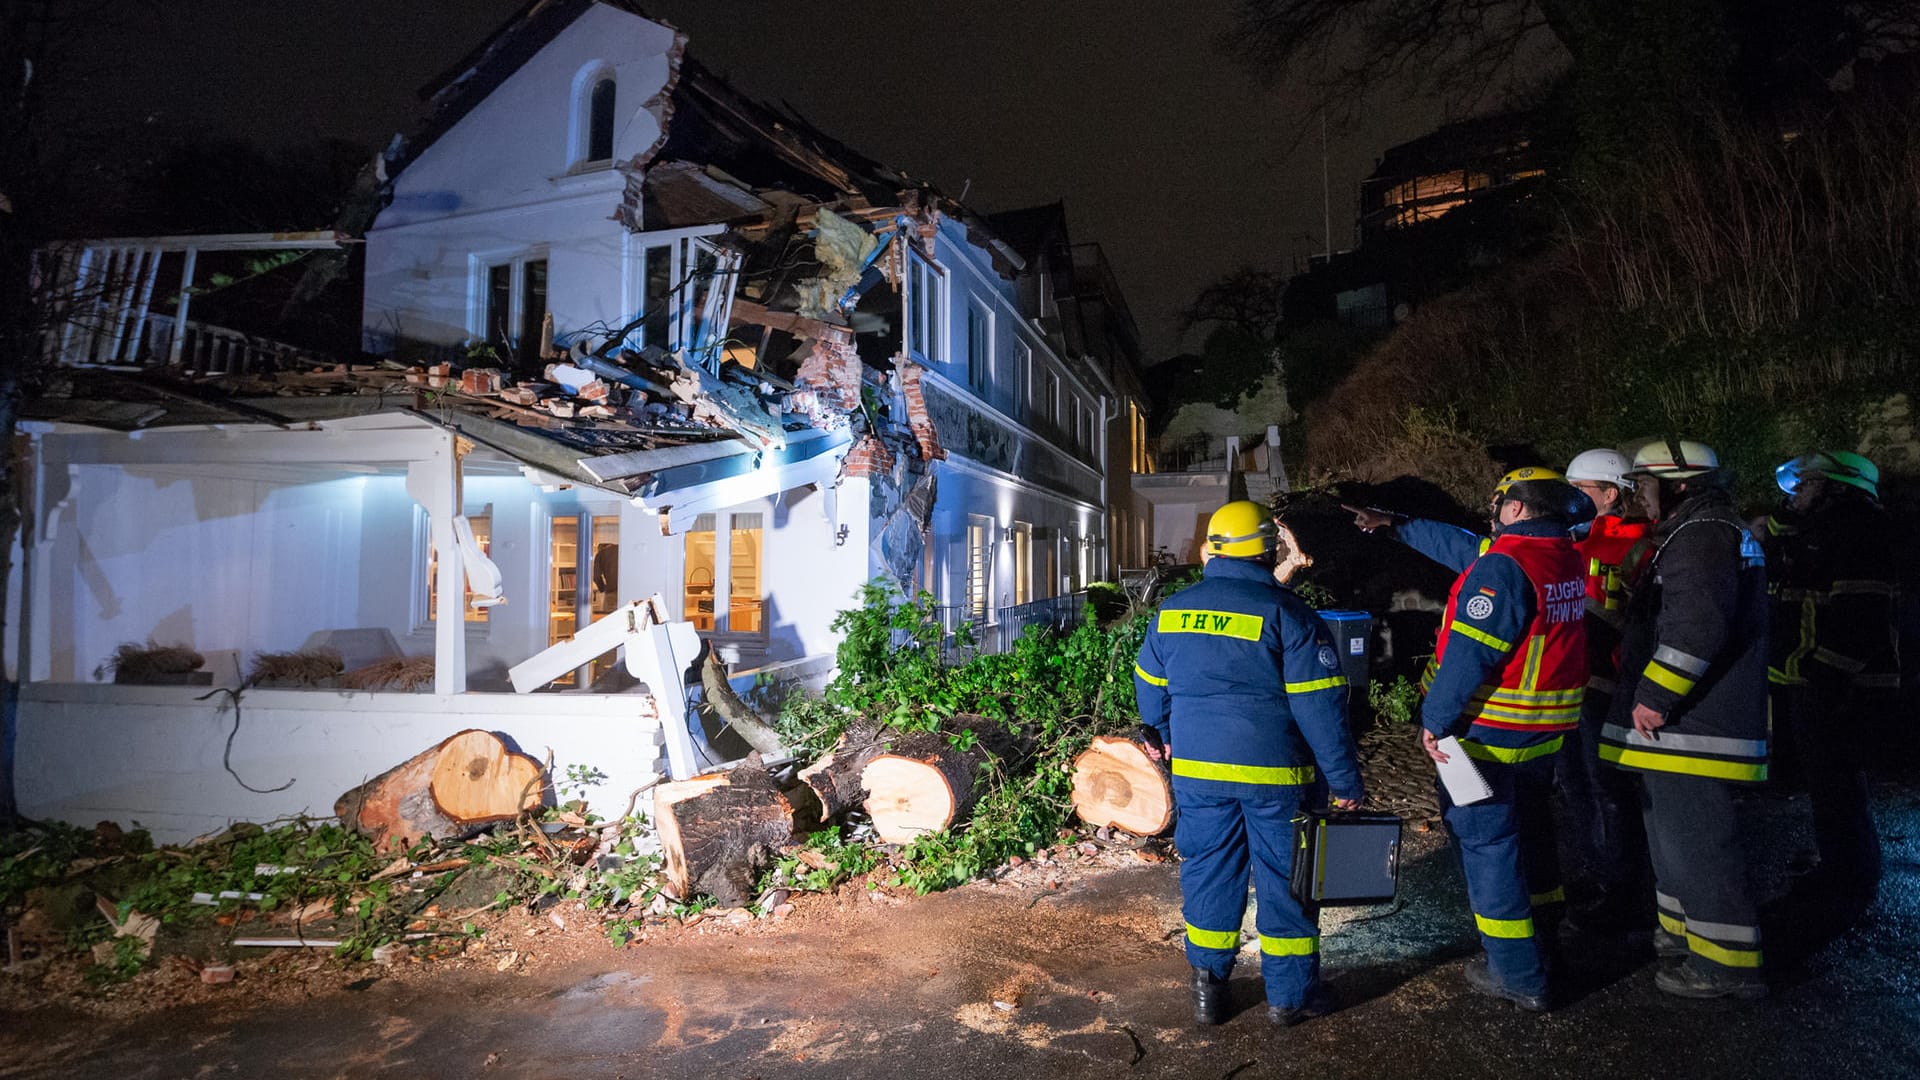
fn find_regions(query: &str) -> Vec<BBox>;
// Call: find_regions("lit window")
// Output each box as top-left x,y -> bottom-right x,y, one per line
967,514 -> 994,625
549,515 -> 581,686
587,77 -> 615,163
587,517 -> 620,683
683,514 -> 716,631
427,512 -> 491,624
1011,522 -> 1032,606
728,513 -> 763,633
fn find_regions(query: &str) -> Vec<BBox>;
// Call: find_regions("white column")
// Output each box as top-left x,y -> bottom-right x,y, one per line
406,432 -> 465,694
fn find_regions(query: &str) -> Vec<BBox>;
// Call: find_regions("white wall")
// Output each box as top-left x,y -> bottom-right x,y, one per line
364,4 -> 679,356
14,683 -> 664,844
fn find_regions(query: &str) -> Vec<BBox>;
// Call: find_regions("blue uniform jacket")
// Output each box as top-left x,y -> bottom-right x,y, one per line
1397,519 -> 1554,742
1133,557 -> 1364,801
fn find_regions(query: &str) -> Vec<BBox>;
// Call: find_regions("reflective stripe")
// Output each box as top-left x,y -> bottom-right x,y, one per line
1687,933 -> 1762,969
1685,918 -> 1760,945
1768,666 -> 1804,686
1285,676 -> 1350,694
1812,647 -> 1867,674
1658,912 -> 1687,937
1459,737 -> 1563,764
1854,673 -> 1902,689
1643,660 -> 1696,695
1530,887 -> 1566,906
1653,645 -> 1711,677
1470,685 -> 1585,705
1598,745 -> 1768,782
1259,934 -> 1320,957
1828,579 -> 1899,596
1158,609 -> 1263,641
1133,663 -> 1168,687
1474,913 -> 1535,939
1185,923 -> 1239,950
1520,635 -> 1545,690
1170,759 -> 1317,785
1600,724 -> 1768,760
1656,891 -> 1685,914
1448,621 -> 1513,652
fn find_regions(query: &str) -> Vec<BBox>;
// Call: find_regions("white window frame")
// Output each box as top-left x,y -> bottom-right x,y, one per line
966,513 -> 995,626
905,251 -> 947,365
411,502 -> 494,638
966,297 -> 994,394
567,61 -> 619,171
619,227 -> 739,358
468,247 -> 549,356
1010,521 -> 1032,607
1015,340 -> 1033,422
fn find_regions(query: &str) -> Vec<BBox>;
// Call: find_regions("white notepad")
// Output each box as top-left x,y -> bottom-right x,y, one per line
1434,737 -> 1493,805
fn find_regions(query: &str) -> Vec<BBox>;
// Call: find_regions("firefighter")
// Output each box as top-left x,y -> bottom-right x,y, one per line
1764,451 -> 1900,911
1599,440 -> 1770,1000
1559,449 -> 1655,930
1134,500 -> 1365,1028
1351,474 -> 1593,1011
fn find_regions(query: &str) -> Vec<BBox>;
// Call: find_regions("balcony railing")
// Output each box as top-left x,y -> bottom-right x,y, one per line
910,592 -> 1089,657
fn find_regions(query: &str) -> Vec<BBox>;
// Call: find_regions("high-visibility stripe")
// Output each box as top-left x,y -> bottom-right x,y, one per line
1285,676 -> 1350,694
1684,918 -> 1760,945
1643,660 -> 1696,695
1653,645 -> 1711,677
1687,933 -> 1762,969
1259,934 -> 1319,957
1459,737 -> 1563,764
1768,666 -> 1804,686
1474,913 -> 1535,939
1530,887 -> 1566,906
1854,673 -> 1902,689
1133,663 -> 1168,687
1448,621 -> 1513,652
1469,703 -> 1582,724
1158,609 -> 1263,641
1170,759 -> 1317,785
1599,724 -> 1767,760
1598,745 -> 1768,782
1812,647 -> 1867,674
1520,635 -> 1545,690
1186,923 -> 1239,950
1658,912 -> 1687,937
1656,891 -> 1685,914
1468,685 -> 1585,705
1587,675 -> 1618,694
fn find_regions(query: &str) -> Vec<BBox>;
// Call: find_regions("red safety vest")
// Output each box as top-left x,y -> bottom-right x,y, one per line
1574,514 -> 1651,615
1424,533 -> 1589,737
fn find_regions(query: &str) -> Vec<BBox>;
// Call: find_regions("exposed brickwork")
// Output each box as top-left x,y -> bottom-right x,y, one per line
793,326 -> 863,413
896,359 -> 946,462
841,434 -> 896,479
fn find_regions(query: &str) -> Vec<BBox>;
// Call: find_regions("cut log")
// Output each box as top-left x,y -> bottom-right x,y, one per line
428,730 -> 546,824
860,715 -> 1017,845
796,721 -> 893,821
336,730 -> 546,852
1070,733 -> 1174,836
700,650 -> 784,757
654,765 -> 797,906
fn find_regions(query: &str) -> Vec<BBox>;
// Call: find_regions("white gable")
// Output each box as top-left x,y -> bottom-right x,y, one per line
380,3 -> 679,230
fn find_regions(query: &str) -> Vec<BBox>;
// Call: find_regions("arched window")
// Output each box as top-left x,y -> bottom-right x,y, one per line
587,77 -> 615,162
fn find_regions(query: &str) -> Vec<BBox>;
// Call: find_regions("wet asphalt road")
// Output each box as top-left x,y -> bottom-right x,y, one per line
4,780 -> 1918,1079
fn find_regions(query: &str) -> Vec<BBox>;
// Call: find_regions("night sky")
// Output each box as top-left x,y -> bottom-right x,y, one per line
74,0 -> 1464,358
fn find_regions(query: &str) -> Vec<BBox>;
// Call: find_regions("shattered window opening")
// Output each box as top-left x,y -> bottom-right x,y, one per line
424,508 -> 492,627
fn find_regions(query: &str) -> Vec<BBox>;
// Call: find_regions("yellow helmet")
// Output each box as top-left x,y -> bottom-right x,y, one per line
1205,500 -> 1276,558
1493,466 -> 1564,498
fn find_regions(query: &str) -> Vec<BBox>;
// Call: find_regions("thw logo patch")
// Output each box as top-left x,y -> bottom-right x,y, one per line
1157,609 -> 1264,641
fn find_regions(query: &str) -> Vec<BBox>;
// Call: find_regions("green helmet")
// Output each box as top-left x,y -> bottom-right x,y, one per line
1775,451 -> 1879,499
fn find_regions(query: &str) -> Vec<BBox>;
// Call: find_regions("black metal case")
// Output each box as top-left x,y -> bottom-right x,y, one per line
1289,811 -> 1402,906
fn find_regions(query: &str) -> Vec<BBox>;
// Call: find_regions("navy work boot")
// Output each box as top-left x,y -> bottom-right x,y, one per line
1462,957 -> 1549,1012
1654,959 -> 1767,1000
1191,968 -> 1228,1026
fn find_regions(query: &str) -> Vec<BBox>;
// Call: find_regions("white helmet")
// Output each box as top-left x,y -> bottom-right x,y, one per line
1566,448 -> 1635,491
1629,439 -> 1720,480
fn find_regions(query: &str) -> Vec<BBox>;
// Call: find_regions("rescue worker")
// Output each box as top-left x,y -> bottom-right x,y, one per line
1763,451 -> 1900,911
1351,473 -> 1593,1012
1134,500 -> 1365,1028
1559,449 -> 1655,930
1599,440 -> 1771,1000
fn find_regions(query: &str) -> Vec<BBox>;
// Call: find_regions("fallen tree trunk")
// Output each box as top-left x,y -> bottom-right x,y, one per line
335,730 -> 544,851
861,715 -> 1017,845
700,650 -> 784,757
1070,731 -> 1174,836
654,764 -> 796,906
796,721 -> 893,821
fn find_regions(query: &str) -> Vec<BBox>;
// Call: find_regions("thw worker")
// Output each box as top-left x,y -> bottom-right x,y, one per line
1134,501 -> 1364,1029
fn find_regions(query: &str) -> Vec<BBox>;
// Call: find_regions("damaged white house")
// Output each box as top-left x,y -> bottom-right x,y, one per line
9,0 -> 1151,840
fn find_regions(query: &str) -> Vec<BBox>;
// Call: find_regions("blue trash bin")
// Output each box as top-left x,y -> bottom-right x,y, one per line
1315,609 -> 1374,692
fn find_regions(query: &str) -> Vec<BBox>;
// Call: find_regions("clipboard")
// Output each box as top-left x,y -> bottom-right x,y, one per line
1289,810 -> 1403,906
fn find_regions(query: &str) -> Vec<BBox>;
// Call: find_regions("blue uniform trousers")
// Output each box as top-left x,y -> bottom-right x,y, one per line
1175,787 -> 1321,1008
1438,751 -> 1561,996
1555,689 -> 1650,902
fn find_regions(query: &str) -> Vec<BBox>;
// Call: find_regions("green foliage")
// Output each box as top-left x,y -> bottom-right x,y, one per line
560,764 -> 609,801
1367,675 -> 1422,726
85,934 -> 149,987
1,820 -> 97,909
762,827 -> 881,894
1290,577 -> 1336,610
